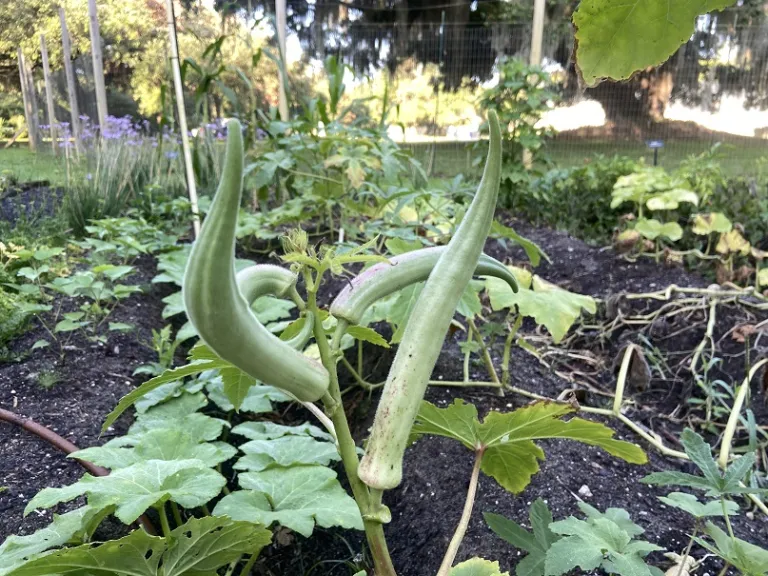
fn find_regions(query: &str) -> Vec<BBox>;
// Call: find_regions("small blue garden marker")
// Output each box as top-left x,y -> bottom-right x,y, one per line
647,140 -> 664,166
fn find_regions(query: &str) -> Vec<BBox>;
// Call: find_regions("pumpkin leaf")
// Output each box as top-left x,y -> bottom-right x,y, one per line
634,218 -> 683,242
25,460 -> 225,524
716,229 -> 751,256
162,516 -> 272,576
0,506 -> 101,576
5,528 -> 164,576
234,435 -> 340,471
213,465 -> 363,537
692,213 -> 732,236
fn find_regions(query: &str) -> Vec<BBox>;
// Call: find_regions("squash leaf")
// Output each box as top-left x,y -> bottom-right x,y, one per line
234,435 -> 340,471
213,465 -> 363,537
5,517 -> 271,576
634,218 -> 683,242
25,460 -> 225,524
692,213 -> 732,236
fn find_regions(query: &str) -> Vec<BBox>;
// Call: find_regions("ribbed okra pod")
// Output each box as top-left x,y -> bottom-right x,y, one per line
358,111 -> 503,489
330,246 -> 517,326
182,119 -> 329,402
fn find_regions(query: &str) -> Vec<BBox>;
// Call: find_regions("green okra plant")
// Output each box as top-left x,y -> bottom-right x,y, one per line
102,114 -> 646,576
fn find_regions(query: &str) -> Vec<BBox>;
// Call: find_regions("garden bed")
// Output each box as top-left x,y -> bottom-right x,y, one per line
1,216 -> 766,575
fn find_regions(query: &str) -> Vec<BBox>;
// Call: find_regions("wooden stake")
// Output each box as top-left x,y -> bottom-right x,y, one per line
276,0 -> 289,121
87,0 -> 109,130
16,48 -> 39,151
530,0 -> 546,66
59,6 -> 82,153
39,34 -> 58,155
164,0 -> 201,237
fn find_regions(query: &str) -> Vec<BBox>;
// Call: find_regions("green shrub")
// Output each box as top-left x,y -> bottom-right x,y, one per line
507,155 -> 640,244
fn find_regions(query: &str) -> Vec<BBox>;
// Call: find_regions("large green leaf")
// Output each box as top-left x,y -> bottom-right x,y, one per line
486,274 -> 595,343
25,460 -> 225,524
692,213 -> 732,236
6,528 -> 164,576
574,0 -> 737,86
484,499 -> 559,576
213,466 -> 363,537
645,189 -> 699,211
234,435 -> 340,471
72,428 -> 236,470
449,558 -> 510,576
231,421 -> 333,442
103,360 -> 227,432
162,516 -> 272,576
634,218 -> 683,242
206,379 -> 290,413
412,400 -> 646,494
0,507 -> 100,576
5,517 -> 271,576
126,393 -> 228,443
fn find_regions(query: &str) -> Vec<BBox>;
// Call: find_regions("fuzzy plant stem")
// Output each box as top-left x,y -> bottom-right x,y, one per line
158,504 -> 172,538
436,449 -> 483,576
305,276 -> 397,576
675,522 -> 699,576
239,550 -> 261,575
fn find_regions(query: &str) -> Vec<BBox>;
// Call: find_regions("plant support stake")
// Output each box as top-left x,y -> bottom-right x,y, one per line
165,0 -> 201,237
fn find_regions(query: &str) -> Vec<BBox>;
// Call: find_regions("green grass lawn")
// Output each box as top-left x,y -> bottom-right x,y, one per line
0,147 -> 70,186
407,138 -> 768,178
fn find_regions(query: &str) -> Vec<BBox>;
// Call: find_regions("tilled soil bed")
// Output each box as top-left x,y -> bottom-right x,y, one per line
1,215 -> 766,576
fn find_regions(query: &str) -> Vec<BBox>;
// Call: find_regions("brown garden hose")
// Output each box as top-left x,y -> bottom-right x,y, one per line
0,407 -> 157,534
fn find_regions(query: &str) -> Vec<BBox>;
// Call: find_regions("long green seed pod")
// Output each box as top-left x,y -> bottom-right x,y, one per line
182,119 -> 329,402
330,247 -> 517,326
358,110 -> 503,490
235,264 -> 315,351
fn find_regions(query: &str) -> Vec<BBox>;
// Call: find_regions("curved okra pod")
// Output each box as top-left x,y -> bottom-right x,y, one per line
236,264 -> 298,303
330,246 -> 517,326
182,119 -> 330,402
358,110 -> 503,490
235,264 -> 315,351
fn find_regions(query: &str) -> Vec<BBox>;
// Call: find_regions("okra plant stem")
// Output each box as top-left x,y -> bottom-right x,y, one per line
304,272 -> 397,576
468,317 -> 502,388
158,504 -> 172,537
436,449 -> 484,576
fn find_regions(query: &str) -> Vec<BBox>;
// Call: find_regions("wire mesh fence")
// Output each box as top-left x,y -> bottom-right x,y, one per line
17,13 -> 768,177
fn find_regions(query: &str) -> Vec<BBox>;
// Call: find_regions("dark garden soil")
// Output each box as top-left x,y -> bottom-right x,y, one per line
0,255 -> 171,539
1,213 -> 767,576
